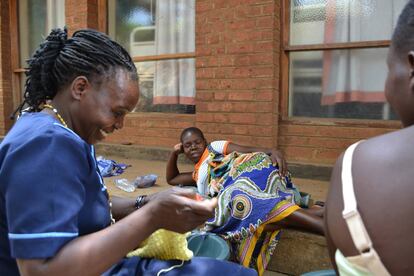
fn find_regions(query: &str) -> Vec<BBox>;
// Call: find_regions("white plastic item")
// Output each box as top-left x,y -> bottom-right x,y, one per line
114,178 -> 136,193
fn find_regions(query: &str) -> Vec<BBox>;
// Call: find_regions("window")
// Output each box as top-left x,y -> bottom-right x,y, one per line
107,0 -> 196,114
13,0 -> 65,105
283,0 -> 407,120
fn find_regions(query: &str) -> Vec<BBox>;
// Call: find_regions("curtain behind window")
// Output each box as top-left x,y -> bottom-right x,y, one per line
321,0 -> 406,105
153,0 -> 195,105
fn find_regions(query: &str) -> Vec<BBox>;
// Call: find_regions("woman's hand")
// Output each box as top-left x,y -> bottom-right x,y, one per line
173,143 -> 184,155
269,149 -> 287,177
146,187 -> 217,233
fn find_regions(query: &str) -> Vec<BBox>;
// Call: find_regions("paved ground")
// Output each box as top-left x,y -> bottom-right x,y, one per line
101,154 -> 328,275
103,154 -> 328,203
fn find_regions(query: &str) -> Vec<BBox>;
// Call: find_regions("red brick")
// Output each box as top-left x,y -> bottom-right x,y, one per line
196,46 -> 213,56
256,16 -> 274,28
218,79 -> 257,90
196,68 -> 215,79
248,125 -> 273,136
196,91 -> 214,101
214,68 -> 230,78
255,136 -> 274,148
228,19 -> 256,31
250,53 -> 274,65
197,113 -> 215,122
254,79 -> 275,89
251,66 -> 274,78
213,1 -> 228,9
256,91 -> 274,101
214,92 -> 227,100
228,113 -> 256,124
255,114 -> 273,125
228,91 -> 255,101
249,6 -> 263,17
218,56 -> 235,66
206,33 -> 220,44
262,3 -> 275,15
282,146 -> 315,163
315,148 -> 343,163
196,35 -> 206,46
234,56 -> 251,66
196,79 -> 220,90
226,43 -> 254,54
197,2 -> 213,13
254,41 -> 274,52
213,114 -> 229,123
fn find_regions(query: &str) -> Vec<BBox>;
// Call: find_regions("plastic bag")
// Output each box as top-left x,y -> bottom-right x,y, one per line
133,174 -> 157,188
97,156 -> 130,177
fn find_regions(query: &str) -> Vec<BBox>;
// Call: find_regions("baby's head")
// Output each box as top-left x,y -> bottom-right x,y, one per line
180,127 -> 207,163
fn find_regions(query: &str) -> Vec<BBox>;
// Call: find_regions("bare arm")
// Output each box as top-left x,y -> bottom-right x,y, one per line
227,142 -> 287,176
166,143 -> 196,186
17,205 -> 156,276
111,196 -> 137,220
16,188 -> 217,276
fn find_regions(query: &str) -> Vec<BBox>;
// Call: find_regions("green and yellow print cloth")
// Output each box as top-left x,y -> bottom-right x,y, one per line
204,151 -> 303,276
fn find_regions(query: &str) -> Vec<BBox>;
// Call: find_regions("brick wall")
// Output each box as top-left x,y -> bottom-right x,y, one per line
106,114 -> 195,147
0,0 -> 400,166
105,0 -> 281,149
195,0 -> 279,149
0,0 -> 14,135
279,121 -> 398,165
113,0 -> 385,166
65,0 -> 99,34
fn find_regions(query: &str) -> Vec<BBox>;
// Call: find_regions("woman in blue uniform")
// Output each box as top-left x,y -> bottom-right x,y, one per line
0,28 -> 256,276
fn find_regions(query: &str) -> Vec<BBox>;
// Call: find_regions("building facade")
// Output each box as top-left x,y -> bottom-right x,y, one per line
0,0 -> 402,168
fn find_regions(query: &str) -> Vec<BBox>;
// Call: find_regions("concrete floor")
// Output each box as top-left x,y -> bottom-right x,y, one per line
102,154 -> 328,203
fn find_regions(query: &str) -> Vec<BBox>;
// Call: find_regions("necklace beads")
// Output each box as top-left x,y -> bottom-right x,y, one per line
43,104 -> 68,128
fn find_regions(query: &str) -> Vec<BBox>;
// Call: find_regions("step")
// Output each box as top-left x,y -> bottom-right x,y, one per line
267,230 -> 333,275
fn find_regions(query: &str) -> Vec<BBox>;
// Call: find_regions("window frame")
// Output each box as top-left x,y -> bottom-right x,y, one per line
104,0 -> 196,114
280,0 -> 400,128
10,0 -> 67,111
9,0 -> 22,109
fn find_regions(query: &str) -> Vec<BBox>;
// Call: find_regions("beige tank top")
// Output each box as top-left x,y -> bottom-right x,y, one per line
339,141 -> 390,275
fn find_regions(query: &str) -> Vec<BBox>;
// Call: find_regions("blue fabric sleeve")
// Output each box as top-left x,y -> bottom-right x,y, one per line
4,128 -> 88,259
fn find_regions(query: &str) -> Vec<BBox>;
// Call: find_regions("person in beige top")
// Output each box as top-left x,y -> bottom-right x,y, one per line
325,1 -> 414,275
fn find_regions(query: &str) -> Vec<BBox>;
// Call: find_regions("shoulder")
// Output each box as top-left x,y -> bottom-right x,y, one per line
326,128 -> 414,264
1,113 -> 90,162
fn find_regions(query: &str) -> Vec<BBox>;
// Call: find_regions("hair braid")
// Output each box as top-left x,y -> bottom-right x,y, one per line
12,27 -> 137,118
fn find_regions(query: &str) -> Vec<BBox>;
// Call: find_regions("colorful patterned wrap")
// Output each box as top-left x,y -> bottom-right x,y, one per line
201,148 -> 302,275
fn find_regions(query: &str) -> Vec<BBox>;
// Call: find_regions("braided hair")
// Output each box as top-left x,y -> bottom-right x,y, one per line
12,27 -> 137,118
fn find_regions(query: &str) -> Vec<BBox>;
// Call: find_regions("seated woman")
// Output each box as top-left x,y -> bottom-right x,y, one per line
0,28 -> 256,276
324,1 -> 414,275
166,127 -> 323,274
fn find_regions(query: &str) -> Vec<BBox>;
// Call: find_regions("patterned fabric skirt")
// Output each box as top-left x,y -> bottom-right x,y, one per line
205,152 -> 302,275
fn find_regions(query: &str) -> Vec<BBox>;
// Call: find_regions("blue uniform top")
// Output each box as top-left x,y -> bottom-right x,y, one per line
0,112 -> 111,275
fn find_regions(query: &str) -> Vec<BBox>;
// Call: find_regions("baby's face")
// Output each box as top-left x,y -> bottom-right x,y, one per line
181,132 -> 207,163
